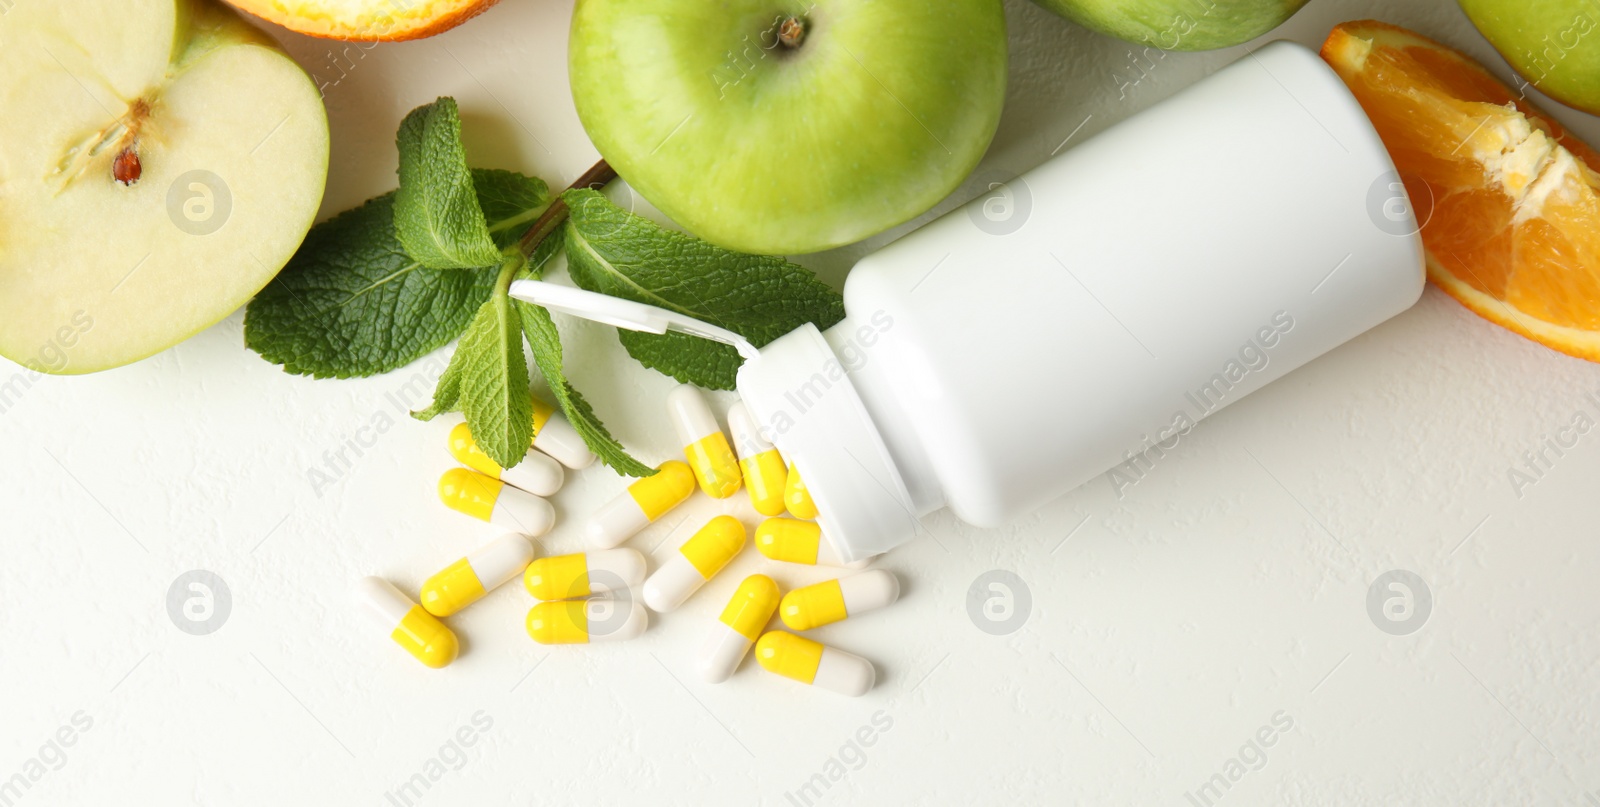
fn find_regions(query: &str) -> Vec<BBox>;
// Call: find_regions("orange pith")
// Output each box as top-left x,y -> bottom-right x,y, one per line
1321,20 -> 1600,361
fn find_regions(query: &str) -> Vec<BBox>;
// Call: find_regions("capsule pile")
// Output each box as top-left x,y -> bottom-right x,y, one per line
355,385 -> 899,696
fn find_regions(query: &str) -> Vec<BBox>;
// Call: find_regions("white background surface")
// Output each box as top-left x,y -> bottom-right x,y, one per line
4,0 -> 1600,804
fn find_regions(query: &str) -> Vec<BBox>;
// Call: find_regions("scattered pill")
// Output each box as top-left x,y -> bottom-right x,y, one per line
524,548 -> 646,601
643,515 -> 746,612
668,384 -> 741,499
754,518 -> 869,568
418,532 -> 536,618
784,463 -> 818,519
755,631 -> 874,696
527,599 -> 648,645
779,569 -> 900,631
586,461 -> 696,549
438,468 -> 555,536
729,401 -> 787,517
699,574 -> 780,684
447,422 -> 564,497
530,394 -> 596,470
355,577 -> 459,669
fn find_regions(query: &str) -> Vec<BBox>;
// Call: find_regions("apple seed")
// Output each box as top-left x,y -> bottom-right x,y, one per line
112,146 -> 142,186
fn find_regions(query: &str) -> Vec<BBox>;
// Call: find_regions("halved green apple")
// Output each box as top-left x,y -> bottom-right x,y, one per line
0,0 -> 329,374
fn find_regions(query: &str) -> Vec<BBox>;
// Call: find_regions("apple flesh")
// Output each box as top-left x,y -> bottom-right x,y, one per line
223,0 -> 498,41
1032,0 -> 1308,51
1458,0 -> 1600,115
0,0 -> 329,374
569,0 -> 1008,255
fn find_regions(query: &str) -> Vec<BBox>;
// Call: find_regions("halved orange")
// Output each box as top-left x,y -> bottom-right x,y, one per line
1322,20 -> 1600,361
224,0 -> 497,41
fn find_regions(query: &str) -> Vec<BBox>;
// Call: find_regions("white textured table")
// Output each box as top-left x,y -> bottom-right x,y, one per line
6,0 -> 1600,804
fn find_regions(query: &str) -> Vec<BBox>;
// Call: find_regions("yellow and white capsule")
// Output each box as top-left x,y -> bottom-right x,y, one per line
355,577 -> 459,669
447,422 -> 564,497
529,393 -> 596,470
419,532 -> 536,617
438,468 -> 555,536
526,598 -> 648,645
755,631 -> 875,697
643,515 -> 746,612
668,384 -> 741,499
779,569 -> 900,631
699,574 -> 780,683
784,463 -> 818,519
755,518 -> 869,569
586,461 -> 697,549
523,548 -> 646,601
729,401 -> 787,517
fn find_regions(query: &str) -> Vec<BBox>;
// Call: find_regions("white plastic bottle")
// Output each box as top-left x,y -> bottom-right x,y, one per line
515,41 -> 1424,562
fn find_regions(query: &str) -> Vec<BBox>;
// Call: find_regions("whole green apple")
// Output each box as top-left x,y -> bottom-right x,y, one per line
1033,0 -> 1308,51
568,0 -> 1008,255
1458,0 -> 1600,115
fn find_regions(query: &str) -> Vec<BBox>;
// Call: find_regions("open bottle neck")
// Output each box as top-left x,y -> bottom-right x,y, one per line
733,321 -> 928,560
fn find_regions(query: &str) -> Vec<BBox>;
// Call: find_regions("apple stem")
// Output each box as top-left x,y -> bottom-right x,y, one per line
516,158 -> 618,258
778,16 -> 806,48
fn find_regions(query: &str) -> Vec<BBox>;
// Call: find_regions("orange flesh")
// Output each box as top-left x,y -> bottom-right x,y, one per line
1322,20 -> 1600,360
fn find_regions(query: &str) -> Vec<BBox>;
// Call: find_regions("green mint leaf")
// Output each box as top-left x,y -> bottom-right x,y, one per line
246,169 -> 553,379
455,268 -> 534,468
245,193 -> 495,379
474,169 -> 550,250
614,331 -> 743,389
514,230 -> 655,478
561,188 -> 845,389
394,97 -> 503,269
411,343 -> 466,421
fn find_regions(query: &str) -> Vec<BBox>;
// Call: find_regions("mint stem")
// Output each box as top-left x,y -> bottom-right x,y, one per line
493,252 -> 522,294
517,158 -> 616,258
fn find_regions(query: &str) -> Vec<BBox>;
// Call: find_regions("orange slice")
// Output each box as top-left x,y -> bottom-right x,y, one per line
1321,20 -> 1600,361
223,0 -> 497,41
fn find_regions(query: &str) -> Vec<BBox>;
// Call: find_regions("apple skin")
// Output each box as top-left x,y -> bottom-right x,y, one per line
569,0 -> 1008,255
0,0 -> 328,374
1032,0 -> 1308,51
1458,0 -> 1600,115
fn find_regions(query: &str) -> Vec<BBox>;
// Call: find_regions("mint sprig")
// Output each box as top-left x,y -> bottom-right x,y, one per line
246,96 -> 843,476
249,98 -> 648,473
